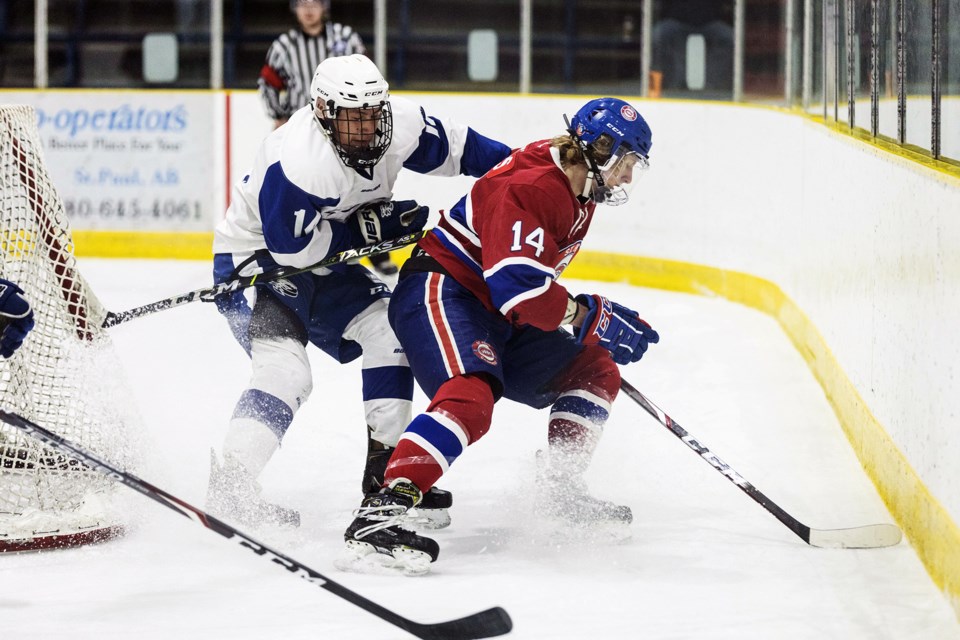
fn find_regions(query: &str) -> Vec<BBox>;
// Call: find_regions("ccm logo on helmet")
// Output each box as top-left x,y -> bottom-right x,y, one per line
620,105 -> 638,121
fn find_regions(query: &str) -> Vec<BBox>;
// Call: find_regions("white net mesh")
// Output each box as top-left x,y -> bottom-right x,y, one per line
0,104 -> 136,550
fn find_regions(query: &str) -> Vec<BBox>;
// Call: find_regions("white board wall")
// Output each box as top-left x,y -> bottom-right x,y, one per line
232,93 -> 960,533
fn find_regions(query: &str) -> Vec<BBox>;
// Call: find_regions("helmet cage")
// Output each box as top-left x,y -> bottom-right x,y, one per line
314,100 -> 393,169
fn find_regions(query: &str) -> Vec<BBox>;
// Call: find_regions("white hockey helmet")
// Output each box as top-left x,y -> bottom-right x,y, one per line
310,54 -> 393,169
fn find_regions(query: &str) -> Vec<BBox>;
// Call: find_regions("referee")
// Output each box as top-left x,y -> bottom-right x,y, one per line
258,0 -> 365,129
258,0 -> 398,277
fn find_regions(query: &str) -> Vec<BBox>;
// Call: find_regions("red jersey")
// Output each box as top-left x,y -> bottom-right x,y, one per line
419,140 -> 596,330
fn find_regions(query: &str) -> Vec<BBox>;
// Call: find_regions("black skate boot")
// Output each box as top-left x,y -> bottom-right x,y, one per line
410,486 -> 454,529
340,480 -> 439,576
369,252 -> 399,277
364,439 -> 452,530
206,450 -> 300,528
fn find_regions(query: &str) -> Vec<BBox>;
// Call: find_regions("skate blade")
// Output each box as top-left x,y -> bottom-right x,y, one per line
403,507 -> 452,531
257,514 -> 301,531
207,509 -> 300,532
582,520 -> 633,544
531,515 -> 633,546
334,539 -> 432,577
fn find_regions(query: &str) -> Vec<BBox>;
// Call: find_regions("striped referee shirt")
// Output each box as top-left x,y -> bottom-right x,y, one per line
258,22 -> 366,121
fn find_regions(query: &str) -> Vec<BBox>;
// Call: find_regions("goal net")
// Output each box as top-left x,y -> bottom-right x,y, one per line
0,104 -> 136,552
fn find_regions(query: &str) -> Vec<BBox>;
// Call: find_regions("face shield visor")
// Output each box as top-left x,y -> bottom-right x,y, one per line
592,147 -> 649,206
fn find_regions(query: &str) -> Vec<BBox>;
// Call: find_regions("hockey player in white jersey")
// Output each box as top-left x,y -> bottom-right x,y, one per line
208,54 -> 511,529
0,278 -> 34,358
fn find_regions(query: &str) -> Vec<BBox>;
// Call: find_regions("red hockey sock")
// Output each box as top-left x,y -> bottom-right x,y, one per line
385,374 -> 495,493
545,346 -> 620,461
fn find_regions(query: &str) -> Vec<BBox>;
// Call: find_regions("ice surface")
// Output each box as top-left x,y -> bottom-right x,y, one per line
3,258 -> 957,640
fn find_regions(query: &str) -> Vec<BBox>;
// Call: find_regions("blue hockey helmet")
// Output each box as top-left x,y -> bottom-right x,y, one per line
566,98 -> 652,205
568,97 -> 652,159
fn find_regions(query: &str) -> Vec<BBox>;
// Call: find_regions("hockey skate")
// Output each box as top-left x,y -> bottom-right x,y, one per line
206,450 -> 300,529
364,443 -> 453,530
409,486 -> 453,529
338,479 -> 439,577
536,450 -> 633,527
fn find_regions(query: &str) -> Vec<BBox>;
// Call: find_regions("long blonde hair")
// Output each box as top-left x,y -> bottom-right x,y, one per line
550,133 -> 615,169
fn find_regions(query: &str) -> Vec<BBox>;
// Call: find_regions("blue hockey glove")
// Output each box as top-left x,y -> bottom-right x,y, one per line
0,279 -> 35,358
350,199 -> 429,247
574,294 -> 659,365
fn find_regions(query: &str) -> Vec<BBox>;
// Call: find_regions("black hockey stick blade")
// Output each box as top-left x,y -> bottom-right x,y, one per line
391,606 -> 513,640
101,230 -> 429,328
619,379 -> 902,549
0,410 -> 512,639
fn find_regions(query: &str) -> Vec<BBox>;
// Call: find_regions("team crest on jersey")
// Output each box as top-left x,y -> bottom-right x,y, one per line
270,279 -> 299,298
472,340 -> 498,365
554,240 -> 582,278
620,105 -> 638,121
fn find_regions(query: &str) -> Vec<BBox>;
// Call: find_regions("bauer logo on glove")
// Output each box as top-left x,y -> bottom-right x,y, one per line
349,199 -> 429,248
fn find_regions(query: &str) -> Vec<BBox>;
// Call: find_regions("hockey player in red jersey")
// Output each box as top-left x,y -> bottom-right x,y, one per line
339,98 -> 659,575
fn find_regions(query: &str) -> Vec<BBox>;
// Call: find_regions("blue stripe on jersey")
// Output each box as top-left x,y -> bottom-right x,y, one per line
404,413 -> 464,465
402,110 -> 451,174
551,394 -> 610,424
361,365 -> 414,402
433,228 -> 484,277
460,128 -> 512,177
486,262 -> 553,313
258,161 -> 344,256
233,389 -> 294,439
446,196 -> 471,232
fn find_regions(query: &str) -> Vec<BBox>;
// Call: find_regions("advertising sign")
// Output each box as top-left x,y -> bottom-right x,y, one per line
1,91 -> 217,232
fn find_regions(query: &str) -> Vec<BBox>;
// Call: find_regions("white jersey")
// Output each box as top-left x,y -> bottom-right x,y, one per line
214,96 -> 510,270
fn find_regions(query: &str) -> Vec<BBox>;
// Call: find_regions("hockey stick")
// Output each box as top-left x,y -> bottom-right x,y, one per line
619,379 -> 902,549
0,410 -> 513,640
101,230 -> 429,328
